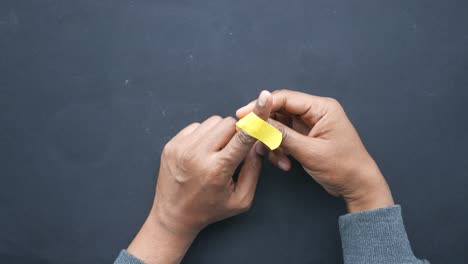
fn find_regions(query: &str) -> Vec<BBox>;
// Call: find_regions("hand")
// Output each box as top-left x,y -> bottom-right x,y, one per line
128,91 -> 273,264
237,89 -> 394,213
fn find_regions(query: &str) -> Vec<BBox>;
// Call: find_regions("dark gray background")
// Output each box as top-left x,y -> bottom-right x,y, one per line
1,0 -> 467,263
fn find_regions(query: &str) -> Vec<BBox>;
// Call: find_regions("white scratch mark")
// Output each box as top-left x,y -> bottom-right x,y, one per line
9,11 -> 18,25
424,91 -> 436,97
0,10 -> 18,26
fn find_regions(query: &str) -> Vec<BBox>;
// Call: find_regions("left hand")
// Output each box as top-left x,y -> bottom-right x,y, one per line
128,91 -> 273,264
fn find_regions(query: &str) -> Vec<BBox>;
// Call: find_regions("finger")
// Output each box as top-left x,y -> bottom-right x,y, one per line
236,100 -> 256,118
174,122 -> 200,140
190,115 -> 224,142
274,112 -> 292,128
255,141 -> 268,156
268,118 -> 325,166
236,89 -> 331,126
291,115 -> 311,135
169,122 -> 200,145
222,90 -> 273,166
268,148 -> 291,171
271,112 -> 310,137
230,141 -> 263,212
204,117 -> 237,151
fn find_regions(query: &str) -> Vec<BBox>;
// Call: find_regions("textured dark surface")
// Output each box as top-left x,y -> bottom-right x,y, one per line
1,1 -> 467,263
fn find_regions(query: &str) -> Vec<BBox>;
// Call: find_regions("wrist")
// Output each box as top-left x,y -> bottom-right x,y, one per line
345,185 -> 394,213
344,163 -> 394,213
128,212 -> 198,264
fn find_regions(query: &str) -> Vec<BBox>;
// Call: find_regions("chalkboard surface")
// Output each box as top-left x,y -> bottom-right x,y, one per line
1,1 -> 467,263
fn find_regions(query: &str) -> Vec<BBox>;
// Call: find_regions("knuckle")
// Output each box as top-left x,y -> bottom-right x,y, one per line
209,115 -> 223,122
224,116 -> 236,124
237,197 -> 253,212
179,149 -> 197,166
273,89 -> 287,95
202,160 -> 228,186
162,141 -> 175,157
325,97 -> 342,109
216,153 -> 231,167
208,161 -> 224,177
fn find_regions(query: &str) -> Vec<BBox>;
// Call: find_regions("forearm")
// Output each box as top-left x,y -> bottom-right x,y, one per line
339,205 -> 429,264
116,212 -> 197,264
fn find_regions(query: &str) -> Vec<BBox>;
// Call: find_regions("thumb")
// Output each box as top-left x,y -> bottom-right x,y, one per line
222,90 -> 272,166
268,118 -> 324,167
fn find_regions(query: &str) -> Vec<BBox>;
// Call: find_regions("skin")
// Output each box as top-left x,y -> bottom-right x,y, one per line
127,89 -> 394,264
128,91 -> 273,264
236,89 -> 394,213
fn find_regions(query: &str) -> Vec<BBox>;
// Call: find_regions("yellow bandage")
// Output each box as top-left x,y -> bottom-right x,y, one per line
236,112 -> 282,150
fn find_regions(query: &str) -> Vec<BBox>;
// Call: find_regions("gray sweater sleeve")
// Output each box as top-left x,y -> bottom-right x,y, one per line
114,250 -> 144,264
339,205 -> 429,264
114,205 -> 428,264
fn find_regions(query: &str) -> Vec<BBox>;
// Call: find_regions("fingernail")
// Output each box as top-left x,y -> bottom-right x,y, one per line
278,160 -> 289,171
258,90 -> 270,107
255,142 -> 267,156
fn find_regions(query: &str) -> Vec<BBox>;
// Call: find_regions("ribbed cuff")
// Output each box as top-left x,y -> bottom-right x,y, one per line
339,205 -> 426,264
114,249 -> 145,264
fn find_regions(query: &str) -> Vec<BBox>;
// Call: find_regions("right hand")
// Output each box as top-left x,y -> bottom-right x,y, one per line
236,89 -> 394,213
